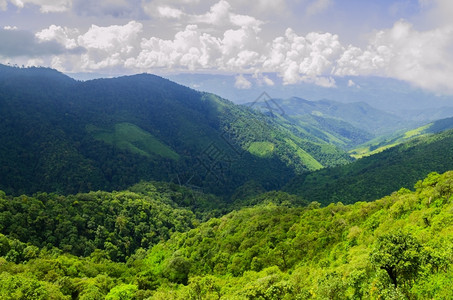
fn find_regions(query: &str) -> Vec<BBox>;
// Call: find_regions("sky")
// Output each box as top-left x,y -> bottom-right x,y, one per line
1,0 -> 453,94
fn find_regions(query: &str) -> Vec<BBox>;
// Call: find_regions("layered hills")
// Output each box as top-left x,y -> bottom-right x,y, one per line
1,65 -> 453,299
350,116 -> 453,158
285,128 -> 453,205
246,97 -> 415,150
0,65 -> 351,196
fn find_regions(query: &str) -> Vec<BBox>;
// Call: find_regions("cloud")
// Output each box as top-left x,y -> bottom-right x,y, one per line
234,74 -> 252,89
262,75 -> 274,86
191,0 -> 231,26
0,27 -> 72,57
0,0 -> 7,10
28,17 -> 342,88
76,21 -> 143,70
189,0 -> 263,30
335,20 -> 453,93
143,0 -> 197,20
126,18 -> 264,72
8,0 -> 453,94
253,73 -> 275,86
8,0 -> 71,12
347,79 -> 360,88
126,24 -> 221,70
34,21 -> 142,71
36,25 -> 79,49
262,28 -> 342,85
157,6 -> 184,19
420,0 -> 453,27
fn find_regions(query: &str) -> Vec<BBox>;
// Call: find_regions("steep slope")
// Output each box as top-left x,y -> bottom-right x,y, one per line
2,171 -> 451,298
0,65 -> 351,196
143,171 -> 453,298
246,97 -> 414,150
285,128 -> 453,205
350,116 -> 453,158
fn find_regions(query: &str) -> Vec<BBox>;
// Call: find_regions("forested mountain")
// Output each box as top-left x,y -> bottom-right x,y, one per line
169,73 -> 453,119
350,116 -> 453,158
3,65 -> 453,299
248,97 -> 408,135
0,171 -> 452,299
285,128 -> 453,205
0,65 -> 351,197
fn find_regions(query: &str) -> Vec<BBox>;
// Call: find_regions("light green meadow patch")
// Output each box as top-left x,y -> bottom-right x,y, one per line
248,141 -> 275,158
284,138 -> 323,170
86,123 -> 179,160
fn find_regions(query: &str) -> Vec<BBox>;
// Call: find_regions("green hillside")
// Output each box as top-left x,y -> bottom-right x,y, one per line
247,97 -> 414,150
3,65 -> 453,299
0,65 -> 351,197
285,128 -> 453,205
0,171 -> 452,299
350,116 -> 453,158
86,123 -> 180,160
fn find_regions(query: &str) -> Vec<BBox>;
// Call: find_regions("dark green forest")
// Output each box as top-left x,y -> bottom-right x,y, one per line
1,65 -> 453,299
0,65 -> 350,197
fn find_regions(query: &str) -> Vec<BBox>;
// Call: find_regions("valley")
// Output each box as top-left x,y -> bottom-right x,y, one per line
0,65 -> 453,299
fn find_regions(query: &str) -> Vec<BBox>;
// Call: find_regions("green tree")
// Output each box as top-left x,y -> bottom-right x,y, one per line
105,284 -> 138,300
370,232 -> 423,288
164,251 -> 191,284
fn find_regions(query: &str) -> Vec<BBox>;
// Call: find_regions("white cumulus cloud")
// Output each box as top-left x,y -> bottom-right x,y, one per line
9,0 -> 71,12
11,0 -> 453,94
77,21 -> 142,70
157,6 -> 184,19
335,20 -> 453,93
234,74 -> 252,89
36,25 -> 79,49
262,28 -> 342,85
189,0 -> 263,30
34,21 -> 142,71
262,75 -> 274,86
127,24 -> 222,70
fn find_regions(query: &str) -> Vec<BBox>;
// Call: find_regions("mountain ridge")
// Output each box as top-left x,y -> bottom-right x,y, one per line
0,65 -> 351,197
284,128 -> 453,205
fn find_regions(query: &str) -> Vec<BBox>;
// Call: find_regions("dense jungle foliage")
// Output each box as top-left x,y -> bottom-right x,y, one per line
0,171 -> 452,299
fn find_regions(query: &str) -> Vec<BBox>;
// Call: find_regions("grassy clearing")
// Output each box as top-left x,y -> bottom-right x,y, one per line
87,123 -> 180,160
285,138 -> 323,170
404,123 -> 431,139
247,141 -> 275,158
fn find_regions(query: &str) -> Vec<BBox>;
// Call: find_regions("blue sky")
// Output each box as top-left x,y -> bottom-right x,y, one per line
0,0 -> 452,94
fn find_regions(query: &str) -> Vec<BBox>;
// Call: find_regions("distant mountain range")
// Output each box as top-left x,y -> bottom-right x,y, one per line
2,67 -> 453,300
168,73 -> 453,121
245,97 -> 418,150
284,128 -> 453,205
350,116 -> 453,158
0,65 -> 351,196
5,64 -> 453,205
